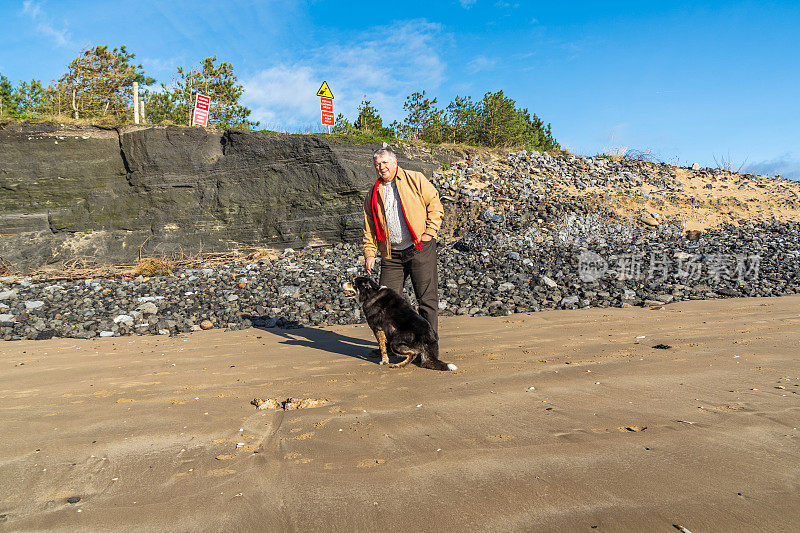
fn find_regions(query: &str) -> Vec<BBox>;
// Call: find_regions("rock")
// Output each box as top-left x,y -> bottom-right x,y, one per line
137,302 -> 158,315
24,300 -> 45,310
99,331 -> 114,337
498,282 -> 515,291
622,289 -> 637,300
640,214 -> 659,227
691,163 -> 700,170
200,319 -> 214,330
113,314 -> 134,326
560,295 -> 579,307
0,314 -> 14,322
0,290 -> 18,300
541,275 -> 558,288
278,285 -> 300,298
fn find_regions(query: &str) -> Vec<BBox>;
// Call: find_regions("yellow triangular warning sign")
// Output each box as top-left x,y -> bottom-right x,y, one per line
316,81 -> 334,99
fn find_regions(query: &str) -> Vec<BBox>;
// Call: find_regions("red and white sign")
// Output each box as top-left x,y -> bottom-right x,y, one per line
192,93 -> 210,126
320,96 -> 334,126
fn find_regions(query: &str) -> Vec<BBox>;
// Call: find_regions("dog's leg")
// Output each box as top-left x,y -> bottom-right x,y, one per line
420,342 -> 458,371
376,330 -> 390,366
389,349 -> 419,368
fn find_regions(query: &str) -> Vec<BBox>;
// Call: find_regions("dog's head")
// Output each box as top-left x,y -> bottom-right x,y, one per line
342,276 -> 380,303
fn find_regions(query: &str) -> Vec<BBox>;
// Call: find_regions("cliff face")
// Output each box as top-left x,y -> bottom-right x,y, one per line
0,124 -> 455,270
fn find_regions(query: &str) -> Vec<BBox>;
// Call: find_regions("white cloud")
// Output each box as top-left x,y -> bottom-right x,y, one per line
744,153 -> 800,180
244,65 -> 319,130
467,55 -> 496,73
20,0 -> 73,48
459,0 -> 477,7
242,20 -> 448,130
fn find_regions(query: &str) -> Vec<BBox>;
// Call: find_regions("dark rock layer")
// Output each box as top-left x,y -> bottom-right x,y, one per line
0,123 -> 457,271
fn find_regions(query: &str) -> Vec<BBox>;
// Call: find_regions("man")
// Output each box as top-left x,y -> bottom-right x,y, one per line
363,146 -> 444,333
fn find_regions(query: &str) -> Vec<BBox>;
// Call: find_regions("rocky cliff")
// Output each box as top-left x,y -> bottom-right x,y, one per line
0,123 -> 457,271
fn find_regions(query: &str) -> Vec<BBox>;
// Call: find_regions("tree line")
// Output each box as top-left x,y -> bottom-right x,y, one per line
0,44 -> 559,150
334,90 -> 559,152
0,45 -> 256,128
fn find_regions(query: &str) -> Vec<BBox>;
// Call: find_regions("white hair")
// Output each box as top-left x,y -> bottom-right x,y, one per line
372,146 -> 397,161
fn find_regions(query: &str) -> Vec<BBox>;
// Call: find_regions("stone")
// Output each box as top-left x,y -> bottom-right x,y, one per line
278,285 -> 300,298
0,290 -> 18,300
541,275 -> 558,288
113,314 -> 134,326
24,300 -> 45,310
0,314 -> 14,322
200,319 -> 214,330
137,302 -> 158,315
622,289 -> 637,300
640,214 -> 659,227
560,295 -> 580,307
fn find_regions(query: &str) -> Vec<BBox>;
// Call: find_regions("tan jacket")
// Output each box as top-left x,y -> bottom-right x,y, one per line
363,166 -> 443,259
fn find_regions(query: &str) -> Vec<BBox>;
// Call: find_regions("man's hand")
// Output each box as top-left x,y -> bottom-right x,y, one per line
420,233 -> 433,242
365,256 -> 376,274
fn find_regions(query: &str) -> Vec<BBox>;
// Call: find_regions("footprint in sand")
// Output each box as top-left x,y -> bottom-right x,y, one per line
618,425 -> 647,432
215,453 -> 237,461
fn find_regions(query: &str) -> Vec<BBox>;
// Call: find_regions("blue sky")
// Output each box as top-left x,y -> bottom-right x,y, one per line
1,0 -> 799,178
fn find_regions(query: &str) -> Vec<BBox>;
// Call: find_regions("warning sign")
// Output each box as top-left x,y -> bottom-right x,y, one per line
316,81 -> 334,99
192,93 -> 210,126
320,96 -> 334,126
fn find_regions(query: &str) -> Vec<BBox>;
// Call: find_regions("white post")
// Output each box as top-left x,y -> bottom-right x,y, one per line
140,100 -> 146,123
133,82 -> 139,124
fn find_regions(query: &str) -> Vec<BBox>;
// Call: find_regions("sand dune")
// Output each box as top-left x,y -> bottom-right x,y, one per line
1,296 -> 799,531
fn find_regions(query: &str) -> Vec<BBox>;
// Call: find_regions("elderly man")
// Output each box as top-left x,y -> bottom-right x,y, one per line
363,146 -> 444,333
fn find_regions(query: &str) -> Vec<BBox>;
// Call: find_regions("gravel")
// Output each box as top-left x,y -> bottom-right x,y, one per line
1,150 -> 799,341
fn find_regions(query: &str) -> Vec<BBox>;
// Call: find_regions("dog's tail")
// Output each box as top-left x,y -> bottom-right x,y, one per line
421,343 -> 458,371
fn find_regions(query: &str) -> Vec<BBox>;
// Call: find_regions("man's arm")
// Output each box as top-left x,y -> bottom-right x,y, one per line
363,196 -> 378,272
420,174 -> 443,239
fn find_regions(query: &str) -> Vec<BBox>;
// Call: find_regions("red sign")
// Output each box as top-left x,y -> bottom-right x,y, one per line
192,93 -> 210,126
320,96 -> 334,126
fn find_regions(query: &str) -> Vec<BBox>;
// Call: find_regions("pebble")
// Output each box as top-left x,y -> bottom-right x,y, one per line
0,150 -> 798,341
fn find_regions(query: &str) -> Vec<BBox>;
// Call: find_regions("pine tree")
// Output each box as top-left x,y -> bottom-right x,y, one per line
0,74 -> 20,117
331,113 -> 353,134
355,99 -> 383,132
478,90 -> 523,147
59,45 -> 154,119
148,56 -> 257,128
399,90 -> 447,142
15,79 -> 45,117
445,95 -> 478,144
353,99 -> 394,138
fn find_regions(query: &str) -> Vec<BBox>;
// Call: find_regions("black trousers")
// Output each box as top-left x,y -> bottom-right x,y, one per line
379,239 -> 439,333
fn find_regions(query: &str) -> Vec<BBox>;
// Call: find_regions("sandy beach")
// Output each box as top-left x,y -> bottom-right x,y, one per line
1,295 -> 799,532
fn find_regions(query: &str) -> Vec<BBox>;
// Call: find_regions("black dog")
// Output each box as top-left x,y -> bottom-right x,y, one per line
343,277 -> 457,371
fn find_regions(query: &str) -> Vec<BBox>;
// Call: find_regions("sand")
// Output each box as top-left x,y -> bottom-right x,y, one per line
1,296 -> 799,531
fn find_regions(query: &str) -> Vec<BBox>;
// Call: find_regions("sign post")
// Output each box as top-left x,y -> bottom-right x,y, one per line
317,81 -> 334,133
192,93 -> 210,127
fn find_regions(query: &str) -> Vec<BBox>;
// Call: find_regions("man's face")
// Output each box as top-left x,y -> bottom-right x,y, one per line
374,154 -> 397,182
